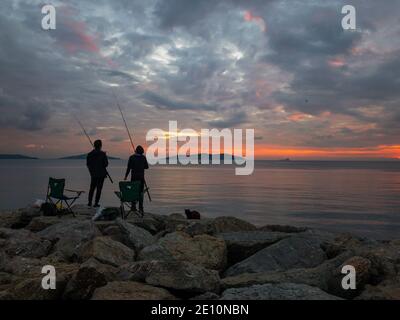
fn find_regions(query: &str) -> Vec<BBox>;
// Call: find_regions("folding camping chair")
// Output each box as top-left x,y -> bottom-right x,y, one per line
114,181 -> 143,219
46,177 -> 84,217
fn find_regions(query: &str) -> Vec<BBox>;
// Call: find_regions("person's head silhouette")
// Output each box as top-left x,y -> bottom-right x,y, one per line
94,139 -> 102,150
135,145 -> 144,155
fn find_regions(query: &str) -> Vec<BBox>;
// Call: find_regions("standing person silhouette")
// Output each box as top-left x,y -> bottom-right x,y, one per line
124,145 -> 149,215
87,139 -> 109,207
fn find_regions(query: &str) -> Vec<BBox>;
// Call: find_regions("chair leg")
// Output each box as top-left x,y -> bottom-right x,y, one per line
120,203 -> 125,220
64,201 -> 76,217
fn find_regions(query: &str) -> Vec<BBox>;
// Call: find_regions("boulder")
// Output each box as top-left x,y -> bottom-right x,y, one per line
224,235 -> 326,277
327,256 -> 372,299
139,231 -> 227,271
221,251 -> 354,291
220,283 -> 341,300
78,236 -> 135,267
357,277 -> 400,300
217,231 -> 290,265
138,243 -> 174,262
101,225 -> 125,243
0,211 -> 24,229
63,266 -> 107,300
26,216 -> 62,232
80,257 -> 120,282
115,219 -> 155,252
210,216 -> 257,234
0,255 -> 78,278
91,281 -> 176,300
0,207 -> 42,229
169,213 -> 186,219
5,276 -> 67,300
322,233 -> 369,259
124,260 -> 220,294
181,220 -> 215,236
4,263 -> 78,300
164,218 -> 191,233
0,227 -> 52,258
190,292 -> 220,300
352,241 -> 400,282
38,220 -> 101,261
0,272 -> 14,286
125,216 -> 161,235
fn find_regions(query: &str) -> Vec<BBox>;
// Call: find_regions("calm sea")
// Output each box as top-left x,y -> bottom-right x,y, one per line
1,159 -> 400,239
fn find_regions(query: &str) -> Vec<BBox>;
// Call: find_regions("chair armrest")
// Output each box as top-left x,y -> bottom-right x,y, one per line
65,189 -> 85,194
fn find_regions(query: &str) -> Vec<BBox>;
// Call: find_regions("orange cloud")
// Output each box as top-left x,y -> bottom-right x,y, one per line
254,144 -> 400,159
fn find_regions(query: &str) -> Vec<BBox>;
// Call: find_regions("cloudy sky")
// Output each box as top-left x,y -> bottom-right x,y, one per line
0,0 -> 400,159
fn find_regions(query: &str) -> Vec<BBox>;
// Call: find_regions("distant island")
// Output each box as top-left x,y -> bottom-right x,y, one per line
0,154 -> 38,160
59,154 -> 121,160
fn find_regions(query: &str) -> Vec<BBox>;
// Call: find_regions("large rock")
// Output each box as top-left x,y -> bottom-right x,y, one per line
327,256 -> 372,299
91,281 -> 176,300
211,216 -> 257,234
63,266 -> 107,300
78,236 -> 135,267
125,216 -> 162,235
80,257 -> 120,282
224,235 -> 326,277
357,276 -> 400,300
0,254 -> 78,278
352,241 -> 400,282
38,220 -> 101,261
139,231 -> 227,271
181,220 -> 215,236
0,207 -> 41,229
26,216 -> 63,232
221,251 -> 354,291
0,227 -> 52,258
123,260 -> 220,294
3,263 -> 79,300
217,231 -> 290,265
220,283 -> 341,300
115,219 -> 155,252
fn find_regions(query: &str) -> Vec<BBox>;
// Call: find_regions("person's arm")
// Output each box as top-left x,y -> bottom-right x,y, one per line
104,152 -> 109,168
124,157 -> 132,180
144,156 -> 149,170
86,153 -> 91,169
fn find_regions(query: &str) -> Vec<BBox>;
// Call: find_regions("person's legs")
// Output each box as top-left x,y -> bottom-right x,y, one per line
130,177 -> 137,211
88,177 -> 96,206
94,177 -> 105,206
138,180 -> 145,212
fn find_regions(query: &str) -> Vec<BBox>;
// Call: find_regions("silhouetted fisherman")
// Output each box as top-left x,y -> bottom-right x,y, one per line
124,145 -> 149,214
87,139 -> 109,207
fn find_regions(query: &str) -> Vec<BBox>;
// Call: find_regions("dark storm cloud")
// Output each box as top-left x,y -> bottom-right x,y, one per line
1,0 -> 400,155
141,90 -> 217,111
206,111 -> 248,128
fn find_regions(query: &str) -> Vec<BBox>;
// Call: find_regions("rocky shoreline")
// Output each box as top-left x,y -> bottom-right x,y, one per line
0,206 -> 399,300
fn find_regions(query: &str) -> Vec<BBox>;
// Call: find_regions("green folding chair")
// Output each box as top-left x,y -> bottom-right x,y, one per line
46,177 -> 84,216
115,181 -> 143,219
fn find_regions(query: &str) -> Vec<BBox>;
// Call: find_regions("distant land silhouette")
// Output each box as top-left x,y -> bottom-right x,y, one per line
59,154 -> 121,160
0,154 -> 38,160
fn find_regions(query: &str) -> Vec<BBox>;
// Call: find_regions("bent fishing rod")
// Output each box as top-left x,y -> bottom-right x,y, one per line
75,116 -> 114,184
111,88 -> 152,201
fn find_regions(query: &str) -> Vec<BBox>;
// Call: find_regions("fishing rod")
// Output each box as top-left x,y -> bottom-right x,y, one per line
111,88 -> 152,201
74,115 -> 114,184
